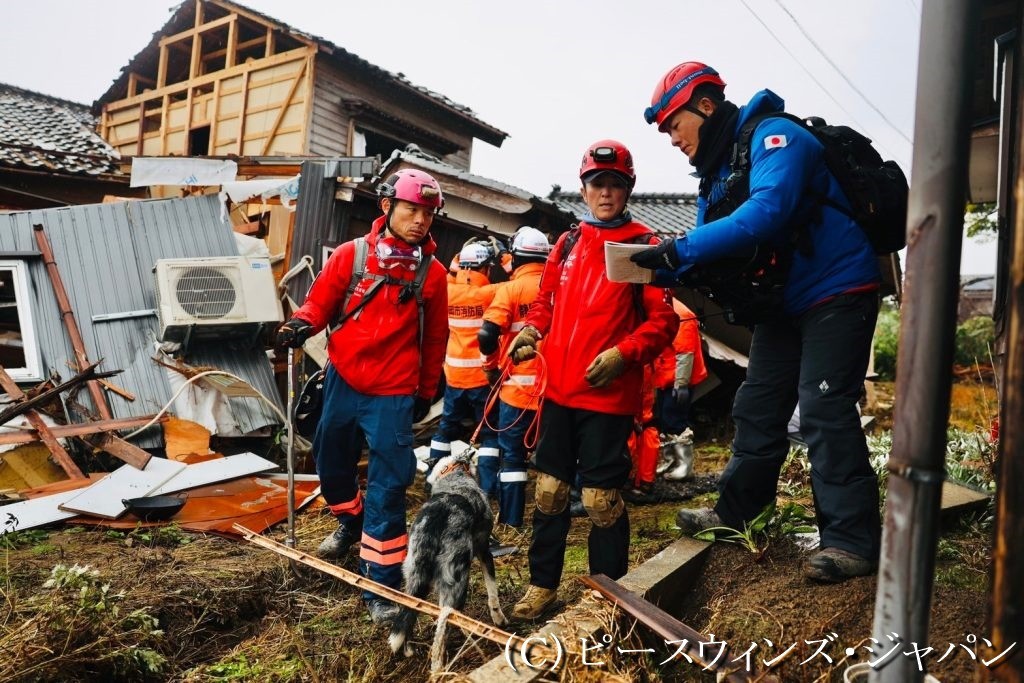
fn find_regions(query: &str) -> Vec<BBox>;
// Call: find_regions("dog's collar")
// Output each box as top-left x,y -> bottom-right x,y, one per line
433,459 -> 471,481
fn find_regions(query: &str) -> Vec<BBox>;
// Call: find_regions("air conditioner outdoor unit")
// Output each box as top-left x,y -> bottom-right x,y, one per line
154,256 -> 283,344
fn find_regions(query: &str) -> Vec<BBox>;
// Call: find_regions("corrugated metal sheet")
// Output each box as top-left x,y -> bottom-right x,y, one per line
288,157 -> 377,305
0,194 -> 282,446
551,192 -> 699,236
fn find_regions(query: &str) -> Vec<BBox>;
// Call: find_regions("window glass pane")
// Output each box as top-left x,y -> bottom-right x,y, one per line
0,268 -> 27,369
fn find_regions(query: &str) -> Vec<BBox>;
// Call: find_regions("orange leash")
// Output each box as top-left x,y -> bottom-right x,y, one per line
469,352 -> 547,451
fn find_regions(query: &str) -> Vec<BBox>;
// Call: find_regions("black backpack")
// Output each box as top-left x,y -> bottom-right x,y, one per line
716,112 -> 909,254
683,112 -> 908,326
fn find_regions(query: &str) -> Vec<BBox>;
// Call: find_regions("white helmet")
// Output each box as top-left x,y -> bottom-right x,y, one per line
510,226 -> 552,258
459,242 -> 493,269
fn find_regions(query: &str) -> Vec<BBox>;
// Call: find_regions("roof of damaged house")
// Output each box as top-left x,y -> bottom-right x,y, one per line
0,83 -> 121,178
380,147 -> 576,227
0,194 -> 282,446
548,190 -> 699,236
94,0 -> 508,147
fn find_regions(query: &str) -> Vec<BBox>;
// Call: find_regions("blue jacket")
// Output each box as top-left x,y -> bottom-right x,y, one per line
664,90 -> 880,315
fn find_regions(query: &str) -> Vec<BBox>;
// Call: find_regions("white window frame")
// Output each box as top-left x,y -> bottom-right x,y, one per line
0,260 -> 42,382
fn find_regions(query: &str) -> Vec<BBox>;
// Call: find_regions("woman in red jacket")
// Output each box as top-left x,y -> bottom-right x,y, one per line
507,140 -> 678,620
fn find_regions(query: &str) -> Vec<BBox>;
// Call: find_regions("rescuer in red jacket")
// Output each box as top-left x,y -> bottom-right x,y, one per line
507,140 -> 678,620
276,169 -> 448,627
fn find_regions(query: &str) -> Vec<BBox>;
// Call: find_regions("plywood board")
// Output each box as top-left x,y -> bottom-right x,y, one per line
149,452 -> 278,496
940,480 -> 991,515
58,458 -> 187,519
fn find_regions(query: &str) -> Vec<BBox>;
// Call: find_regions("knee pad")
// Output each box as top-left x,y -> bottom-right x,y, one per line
582,487 -> 625,528
534,473 -> 570,515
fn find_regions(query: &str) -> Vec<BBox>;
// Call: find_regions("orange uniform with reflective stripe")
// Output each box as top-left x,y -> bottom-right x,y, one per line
482,262 -> 545,410
360,531 -> 408,566
628,363 -> 660,486
654,299 -> 708,390
445,269 -> 501,389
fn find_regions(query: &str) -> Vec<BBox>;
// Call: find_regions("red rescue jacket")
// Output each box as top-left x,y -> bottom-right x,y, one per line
525,221 -> 678,415
292,216 -> 448,399
653,299 -> 709,390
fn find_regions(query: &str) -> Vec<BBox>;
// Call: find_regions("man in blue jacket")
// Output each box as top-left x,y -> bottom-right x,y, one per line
632,61 -> 882,583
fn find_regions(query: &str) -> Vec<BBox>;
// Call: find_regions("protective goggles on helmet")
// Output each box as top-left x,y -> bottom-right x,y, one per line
643,65 -> 720,125
376,237 -> 422,272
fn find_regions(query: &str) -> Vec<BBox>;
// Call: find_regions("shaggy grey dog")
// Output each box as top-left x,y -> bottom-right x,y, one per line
388,452 -> 507,671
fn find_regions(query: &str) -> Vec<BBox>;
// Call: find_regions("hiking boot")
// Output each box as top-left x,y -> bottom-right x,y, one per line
366,598 -> 401,626
511,585 -> 557,620
804,547 -> 876,583
316,524 -> 359,559
675,507 -> 723,535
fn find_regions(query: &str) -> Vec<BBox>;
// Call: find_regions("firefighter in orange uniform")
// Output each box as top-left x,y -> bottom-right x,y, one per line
653,297 -> 708,480
479,226 -> 552,527
428,240 -> 502,496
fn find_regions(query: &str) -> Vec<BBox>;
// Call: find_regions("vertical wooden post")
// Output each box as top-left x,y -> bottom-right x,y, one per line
237,71 -> 250,156
31,225 -> 113,422
225,14 -> 237,68
157,45 -> 168,88
265,26 -> 275,57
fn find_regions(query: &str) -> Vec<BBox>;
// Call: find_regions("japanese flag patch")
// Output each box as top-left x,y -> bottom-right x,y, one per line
763,134 -> 788,149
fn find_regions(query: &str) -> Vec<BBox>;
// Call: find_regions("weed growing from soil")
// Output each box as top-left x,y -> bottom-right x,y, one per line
695,501 -> 816,558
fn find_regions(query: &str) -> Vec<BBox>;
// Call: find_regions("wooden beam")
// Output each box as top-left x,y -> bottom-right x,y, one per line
160,94 -> 170,155
205,33 -> 261,64
157,45 -> 168,88
189,32 -> 203,80
0,364 -> 119,427
158,13 -> 233,48
0,367 -> 85,480
236,70 -> 250,156
127,72 -> 138,98
136,103 -> 145,157
0,415 -> 166,446
579,574 -> 756,682
260,59 -> 306,155
225,13 -> 237,68
235,525 -> 536,653
265,26 -> 275,57
209,78 -> 221,154
81,432 -> 151,470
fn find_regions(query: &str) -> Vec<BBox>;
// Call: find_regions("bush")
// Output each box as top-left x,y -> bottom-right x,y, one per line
874,302 -> 900,380
873,307 -> 995,379
954,315 -> 994,368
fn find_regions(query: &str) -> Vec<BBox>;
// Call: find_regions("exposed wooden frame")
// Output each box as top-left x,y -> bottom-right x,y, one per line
236,70 -> 250,156
265,26 -> 275,57
157,45 -> 168,88
259,59 -> 307,155
0,366 -> 85,480
158,14 -> 234,49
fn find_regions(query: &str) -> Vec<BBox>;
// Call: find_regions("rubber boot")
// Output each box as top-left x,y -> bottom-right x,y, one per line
664,431 -> 694,482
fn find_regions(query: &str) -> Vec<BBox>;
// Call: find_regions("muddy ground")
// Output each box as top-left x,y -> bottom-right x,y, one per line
0,380 -> 999,682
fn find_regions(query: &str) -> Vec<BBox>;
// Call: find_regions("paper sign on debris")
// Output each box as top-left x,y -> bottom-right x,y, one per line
130,158 -> 238,187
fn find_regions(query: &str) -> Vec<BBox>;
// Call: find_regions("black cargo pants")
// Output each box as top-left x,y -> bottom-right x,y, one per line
715,291 -> 881,559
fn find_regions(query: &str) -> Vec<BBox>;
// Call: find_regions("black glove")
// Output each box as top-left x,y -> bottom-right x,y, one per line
413,396 -> 432,423
672,385 -> 691,415
630,238 -> 682,271
276,318 -> 314,348
484,367 -> 502,387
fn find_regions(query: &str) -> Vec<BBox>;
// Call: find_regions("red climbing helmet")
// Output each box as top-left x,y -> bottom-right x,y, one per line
579,139 -> 636,188
377,168 -> 444,210
644,61 -> 726,131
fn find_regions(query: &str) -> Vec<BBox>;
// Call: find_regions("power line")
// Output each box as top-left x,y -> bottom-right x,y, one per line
772,0 -> 913,145
738,0 -> 906,162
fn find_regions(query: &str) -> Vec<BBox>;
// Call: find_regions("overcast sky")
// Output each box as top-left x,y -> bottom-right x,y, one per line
0,0 -> 997,273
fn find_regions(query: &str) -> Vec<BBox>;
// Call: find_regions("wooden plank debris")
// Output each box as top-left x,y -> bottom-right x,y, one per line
81,432 -> 152,470
0,363 -> 120,427
234,525 -> 540,655
580,574 -> 756,682
940,480 -> 991,516
0,365 -> 85,479
58,457 -> 186,519
0,488 -> 83,534
0,415 -> 165,446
